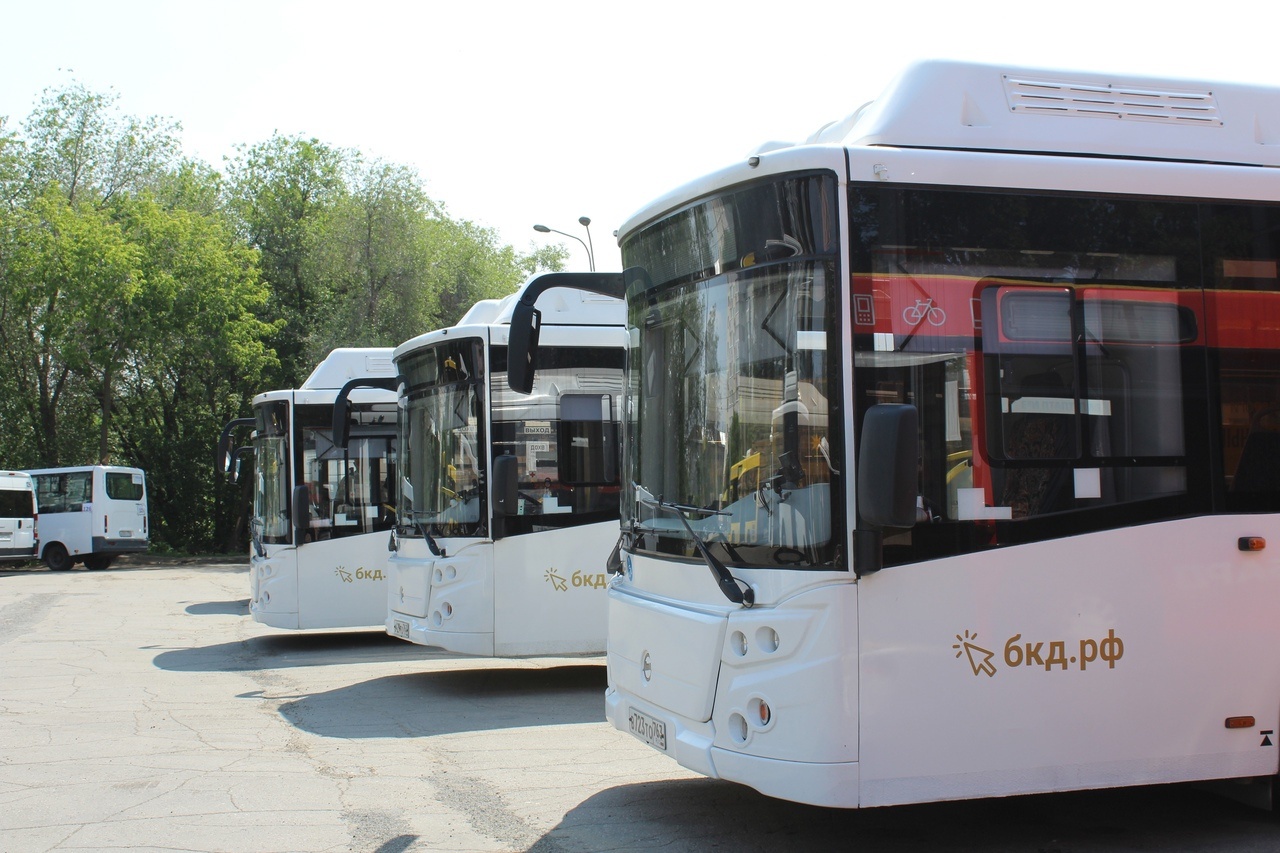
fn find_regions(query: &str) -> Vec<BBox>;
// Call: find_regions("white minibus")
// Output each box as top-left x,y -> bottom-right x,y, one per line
27,465 -> 149,570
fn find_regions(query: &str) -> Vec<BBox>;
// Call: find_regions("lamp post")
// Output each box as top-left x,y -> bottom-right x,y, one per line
578,216 -> 596,273
533,218 -> 596,271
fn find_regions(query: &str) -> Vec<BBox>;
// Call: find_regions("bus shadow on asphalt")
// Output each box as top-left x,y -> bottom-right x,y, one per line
150,631 -> 446,671
525,778 -> 1278,853
275,665 -> 607,738
184,599 -> 249,616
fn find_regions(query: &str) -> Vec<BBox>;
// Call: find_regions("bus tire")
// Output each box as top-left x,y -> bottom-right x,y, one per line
84,555 -> 112,570
44,542 -> 72,572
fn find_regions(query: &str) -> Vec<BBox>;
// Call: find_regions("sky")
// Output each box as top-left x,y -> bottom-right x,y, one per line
2,0 -> 1277,274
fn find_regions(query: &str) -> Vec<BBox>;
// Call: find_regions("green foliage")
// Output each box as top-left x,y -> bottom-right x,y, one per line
109,189 -> 277,551
0,81 -> 572,554
223,134 -> 350,385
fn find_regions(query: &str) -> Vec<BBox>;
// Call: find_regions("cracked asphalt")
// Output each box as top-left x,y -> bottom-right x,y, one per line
4,560 -> 1280,852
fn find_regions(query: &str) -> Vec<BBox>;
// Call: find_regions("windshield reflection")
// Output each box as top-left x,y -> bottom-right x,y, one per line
398,341 -> 484,537
624,263 -> 840,568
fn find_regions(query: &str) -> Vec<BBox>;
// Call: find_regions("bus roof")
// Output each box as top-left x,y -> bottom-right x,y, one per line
300,348 -> 396,390
799,60 -> 1280,169
618,61 -> 1280,243
394,274 -> 624,361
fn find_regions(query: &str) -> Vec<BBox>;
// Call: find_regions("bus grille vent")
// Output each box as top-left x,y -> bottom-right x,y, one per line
1003,75 -> 1223,126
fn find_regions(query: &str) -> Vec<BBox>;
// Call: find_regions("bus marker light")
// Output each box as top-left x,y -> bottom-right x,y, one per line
1238,537 -> 1265,552
1225,716 -> 1255,729
757,700 -> 772,726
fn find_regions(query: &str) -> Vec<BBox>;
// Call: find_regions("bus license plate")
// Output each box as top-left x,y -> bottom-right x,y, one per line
628,707 -> 667,751
391,619 -> 410,640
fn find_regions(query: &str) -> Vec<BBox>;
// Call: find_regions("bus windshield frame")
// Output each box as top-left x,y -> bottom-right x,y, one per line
619,172 -> 846,570
397,338 -> 487,538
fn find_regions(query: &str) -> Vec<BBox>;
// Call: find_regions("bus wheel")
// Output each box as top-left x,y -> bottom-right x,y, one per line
84,555 -> 112,570
44,543 -> 72,572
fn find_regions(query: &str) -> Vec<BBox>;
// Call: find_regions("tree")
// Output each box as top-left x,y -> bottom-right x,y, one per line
304,157 -> 438,358
0,81 -> 574,555
420,214 -> 567,330
298,158 -> 569,365
110,181 -> 277,551
224,134 -> 349,385
21,82 -> 180,207
0,82 -> 183,467
0,186 -> 140,465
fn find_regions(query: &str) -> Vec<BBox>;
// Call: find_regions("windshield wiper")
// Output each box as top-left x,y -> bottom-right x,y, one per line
639,494 -> 754,607
405,511 -> 446,557
249,516 -> 266,559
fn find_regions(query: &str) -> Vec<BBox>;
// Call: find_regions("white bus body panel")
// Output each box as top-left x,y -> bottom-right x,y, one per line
857,515 -> 1280,808
0,472 -> 38,562
387,521 -> 614,657
250,531 -> 390,630
608,516 -> 1280,808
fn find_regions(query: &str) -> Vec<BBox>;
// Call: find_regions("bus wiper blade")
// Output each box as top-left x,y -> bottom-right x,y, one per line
407,512 -> 446,557
249,517 -> 266,559
640,496 -> 754,607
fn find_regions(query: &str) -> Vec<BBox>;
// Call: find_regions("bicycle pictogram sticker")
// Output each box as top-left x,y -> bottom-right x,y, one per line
903,298 -> 946,326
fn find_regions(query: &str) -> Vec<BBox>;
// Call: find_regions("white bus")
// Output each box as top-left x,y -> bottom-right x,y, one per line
387,273 -> 626,657
26,465 -> 148,570
0,471 -> 38,563
219,348 -> 398,630
508,62 -> 1280,808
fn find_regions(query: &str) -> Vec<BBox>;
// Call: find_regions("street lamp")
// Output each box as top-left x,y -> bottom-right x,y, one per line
533,218 -> 596,271
578,216 -> 596,273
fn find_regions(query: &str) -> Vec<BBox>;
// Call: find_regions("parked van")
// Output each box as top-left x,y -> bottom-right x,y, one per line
26,465 -> 148,570
0,471 -> 38,563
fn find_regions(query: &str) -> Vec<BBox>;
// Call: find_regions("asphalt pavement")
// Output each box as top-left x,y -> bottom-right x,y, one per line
4,559 -> 1280,853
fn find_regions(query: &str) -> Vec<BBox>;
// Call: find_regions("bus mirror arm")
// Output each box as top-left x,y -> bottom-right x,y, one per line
216,417 -> 254,477
855,403 -> 919,577
506,271 -> 626,394
230,446 -> 252,480
606,532 -> 626,575
332,376 -> 403,448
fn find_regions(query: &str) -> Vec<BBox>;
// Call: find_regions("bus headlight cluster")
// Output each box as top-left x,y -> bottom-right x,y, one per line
725,623 -> 782,745
728,626 -> 782,659
728,696 -> 775,744
431,601 -> 453,627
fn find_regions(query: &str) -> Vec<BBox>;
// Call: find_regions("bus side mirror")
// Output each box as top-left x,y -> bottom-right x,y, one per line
507,301 -> 542,394
857,403 -> 919,528
490,455 -> 520,540
291,484 -> 311,545
855,404 -> 918,576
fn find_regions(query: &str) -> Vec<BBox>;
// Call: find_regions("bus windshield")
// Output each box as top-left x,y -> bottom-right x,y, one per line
253,401 -> 290,544
620,173 -> 844,569
398,339 -> 485,536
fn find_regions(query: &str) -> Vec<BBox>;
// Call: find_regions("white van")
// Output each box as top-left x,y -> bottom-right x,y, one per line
0,471 -> 38,563
26,465 -> 148,570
